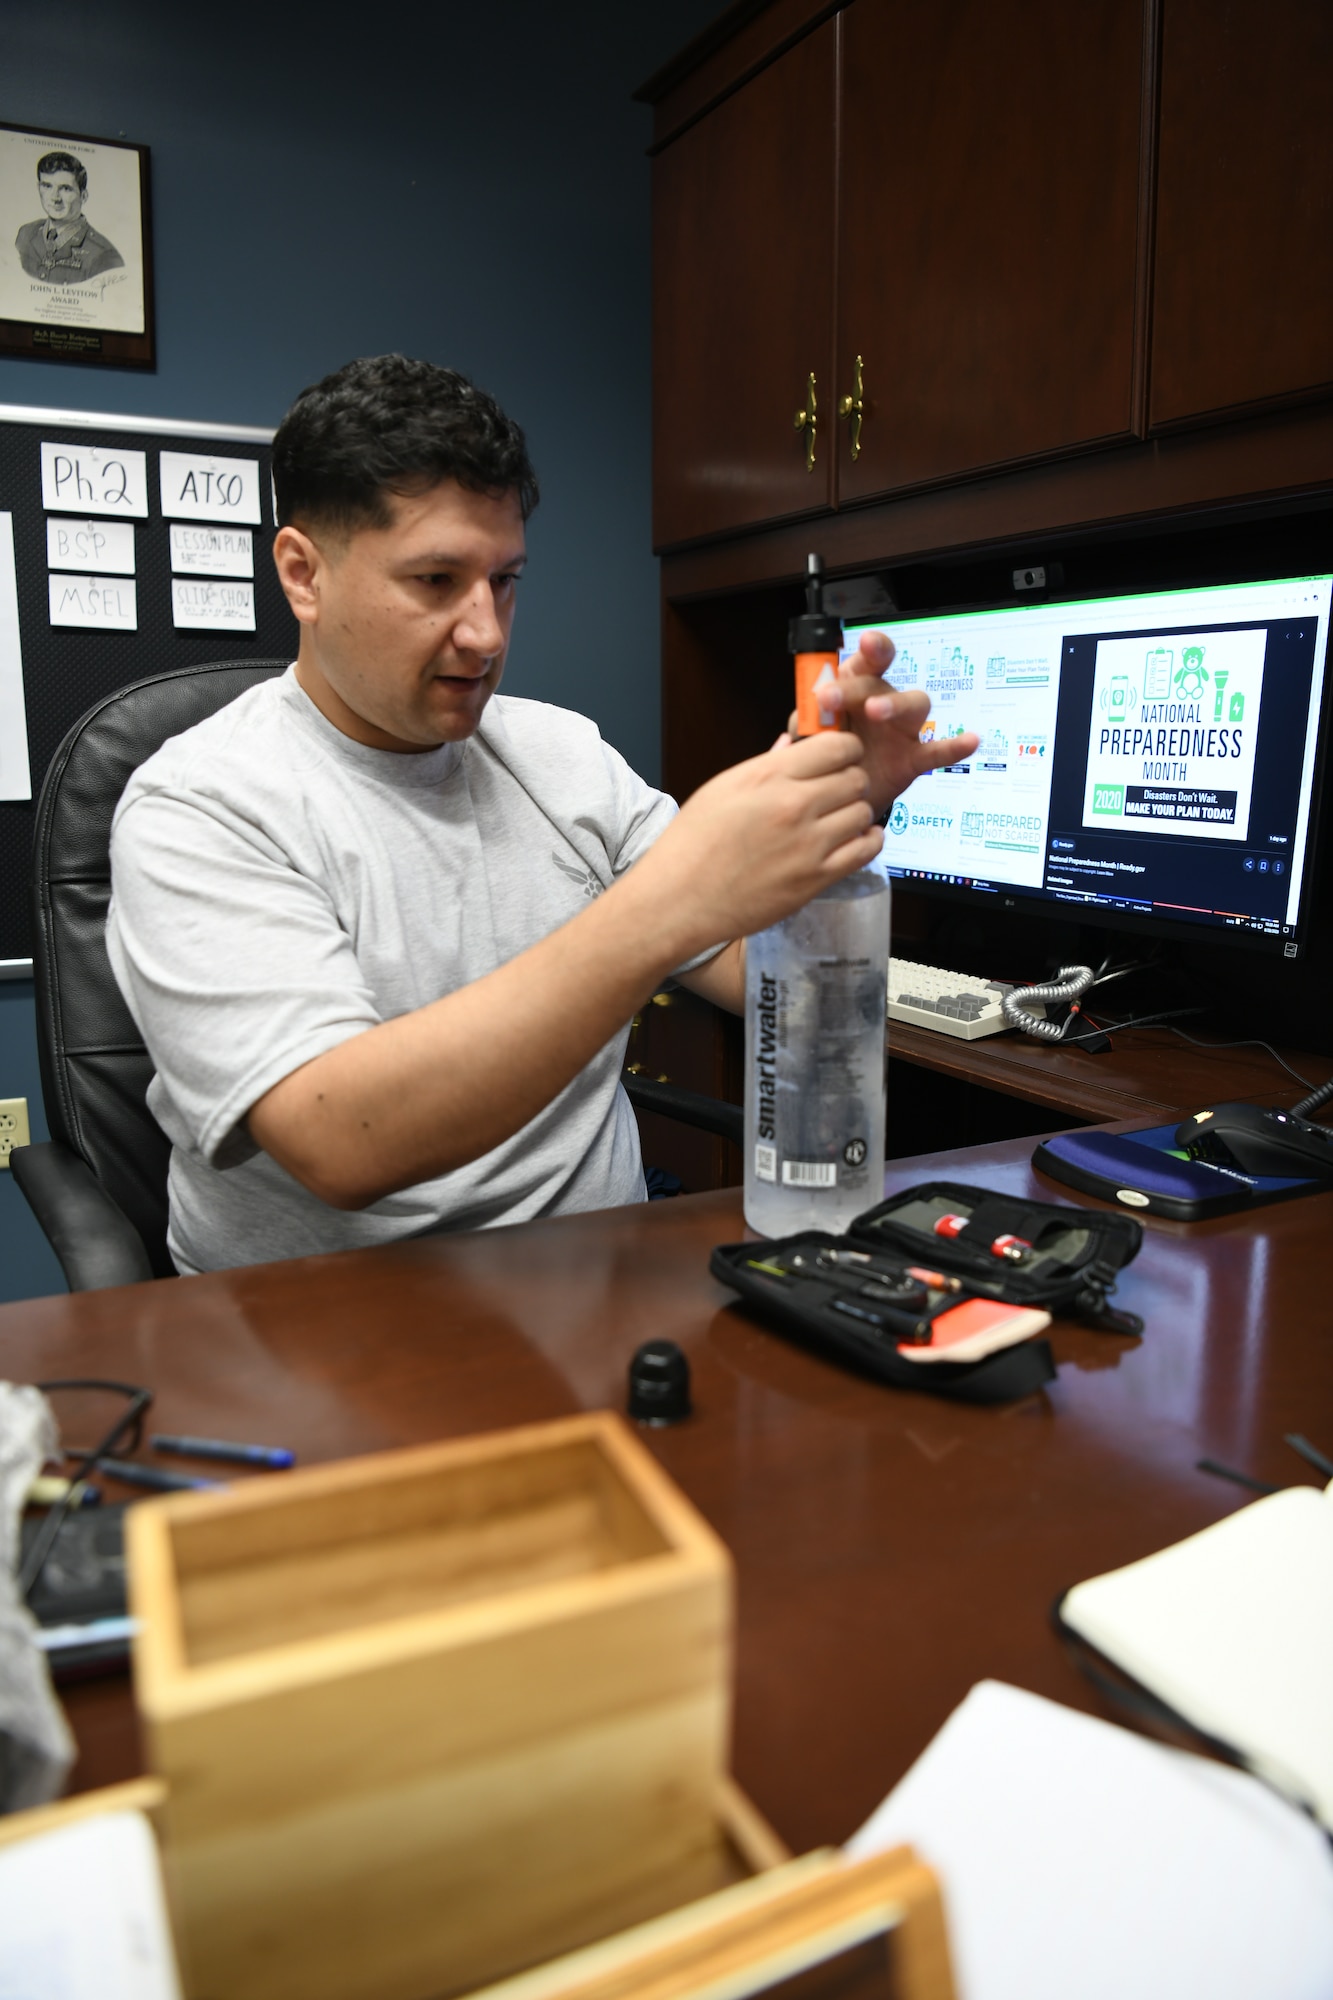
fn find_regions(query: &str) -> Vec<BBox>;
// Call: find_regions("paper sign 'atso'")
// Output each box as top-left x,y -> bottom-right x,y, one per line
159,452 -> 262,525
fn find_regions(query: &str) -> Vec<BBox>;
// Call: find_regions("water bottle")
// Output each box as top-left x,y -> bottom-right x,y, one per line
743,555 -> 891,1236
743,872 -> 890,1235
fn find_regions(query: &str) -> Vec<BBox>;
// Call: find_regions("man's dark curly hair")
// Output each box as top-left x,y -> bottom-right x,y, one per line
272,354 -> 539,535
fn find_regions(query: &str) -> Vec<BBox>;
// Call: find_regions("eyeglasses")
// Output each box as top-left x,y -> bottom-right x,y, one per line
18,1378 -> 154,1599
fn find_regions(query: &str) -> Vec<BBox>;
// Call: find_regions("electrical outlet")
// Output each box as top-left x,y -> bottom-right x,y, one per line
0,1098 -> 30,1168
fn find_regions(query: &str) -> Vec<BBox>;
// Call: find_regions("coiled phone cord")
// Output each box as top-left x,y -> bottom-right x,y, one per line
1002,964 -> 1096,1041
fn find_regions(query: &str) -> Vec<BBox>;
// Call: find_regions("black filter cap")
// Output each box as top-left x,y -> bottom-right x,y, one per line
627,1340 -> 692,1426
788,552 -> 842,654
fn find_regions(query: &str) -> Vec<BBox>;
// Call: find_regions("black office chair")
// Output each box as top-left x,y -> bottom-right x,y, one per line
12,660 -> 741,1292
12,660 -> 291,1290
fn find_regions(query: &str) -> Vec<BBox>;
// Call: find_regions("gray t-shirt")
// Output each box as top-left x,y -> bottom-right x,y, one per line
107,668 -> 690,1275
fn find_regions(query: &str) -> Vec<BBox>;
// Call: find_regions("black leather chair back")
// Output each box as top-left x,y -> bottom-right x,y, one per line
31,661 -> 289,1277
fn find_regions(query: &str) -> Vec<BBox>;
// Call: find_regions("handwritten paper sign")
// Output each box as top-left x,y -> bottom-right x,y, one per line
159,452 -> 262,525
48,573 -> 138,631
168,523 -> 253,579
46,518 -> 136,576
171,578 -> 255,631
0,517 -> 32,801
41,442 -> 148,518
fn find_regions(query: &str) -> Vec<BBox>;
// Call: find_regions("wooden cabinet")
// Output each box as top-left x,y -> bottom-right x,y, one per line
837,0 -> 1145,500
1150,0 -> 1333,428
651,20 -> 837,547
649,0 -> 1150,549
647,0 -> 1333,546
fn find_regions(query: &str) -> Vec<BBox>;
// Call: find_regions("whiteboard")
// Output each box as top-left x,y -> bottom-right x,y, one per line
0,402 -> 297,972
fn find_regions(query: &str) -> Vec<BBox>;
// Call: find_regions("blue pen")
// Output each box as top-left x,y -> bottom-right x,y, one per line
97,1457 -> 222,1493
151,1433 -> 296,1470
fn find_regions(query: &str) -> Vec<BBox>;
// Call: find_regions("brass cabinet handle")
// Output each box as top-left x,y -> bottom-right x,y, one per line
793,372 -> 818,471
838,355 -> 865,461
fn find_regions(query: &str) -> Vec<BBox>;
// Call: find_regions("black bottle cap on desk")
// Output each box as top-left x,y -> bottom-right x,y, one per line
627,1340 -> 692,1426
788,552 -> 843,654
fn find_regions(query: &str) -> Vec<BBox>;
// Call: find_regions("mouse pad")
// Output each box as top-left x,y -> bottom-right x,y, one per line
1033,1123 -> 1328,1221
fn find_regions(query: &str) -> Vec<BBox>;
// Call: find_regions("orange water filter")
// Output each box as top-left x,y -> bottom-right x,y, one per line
790,553 -> 845,732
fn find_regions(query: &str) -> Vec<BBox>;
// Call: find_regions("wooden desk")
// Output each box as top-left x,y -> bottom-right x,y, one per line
888,1021 -> 1331,1125
6,1134 -> 1331,1855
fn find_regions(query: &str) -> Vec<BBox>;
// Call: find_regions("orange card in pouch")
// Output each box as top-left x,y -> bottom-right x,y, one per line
897,1296 -> 1051,1365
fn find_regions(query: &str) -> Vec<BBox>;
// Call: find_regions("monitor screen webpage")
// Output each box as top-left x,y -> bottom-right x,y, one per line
845,573 -> 1332,955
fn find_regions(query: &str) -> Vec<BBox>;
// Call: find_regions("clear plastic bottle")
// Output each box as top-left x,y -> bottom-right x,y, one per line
743,868 -> 890,1236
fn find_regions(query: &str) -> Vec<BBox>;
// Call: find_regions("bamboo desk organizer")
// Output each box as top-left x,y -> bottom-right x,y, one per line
0,1785 -> 954,2000
127,1411 -> 955,2000
128,1413 -> 731,2000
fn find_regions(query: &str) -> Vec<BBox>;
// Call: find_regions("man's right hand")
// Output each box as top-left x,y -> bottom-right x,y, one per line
630,729 -> 881,960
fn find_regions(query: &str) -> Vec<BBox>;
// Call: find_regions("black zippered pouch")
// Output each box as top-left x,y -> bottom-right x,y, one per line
710,1181 -> 1144,1403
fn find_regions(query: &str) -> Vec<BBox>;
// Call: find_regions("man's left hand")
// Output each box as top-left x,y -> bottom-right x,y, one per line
789,630 -> 981,815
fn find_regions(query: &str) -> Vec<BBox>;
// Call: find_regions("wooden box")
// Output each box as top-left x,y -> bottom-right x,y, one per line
128,1412 -> 735,2000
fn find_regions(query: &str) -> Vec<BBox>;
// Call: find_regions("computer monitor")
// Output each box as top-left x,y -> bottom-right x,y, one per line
846,572 -> 1333,957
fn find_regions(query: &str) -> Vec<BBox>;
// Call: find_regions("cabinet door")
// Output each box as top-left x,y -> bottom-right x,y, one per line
1150,0 -> 1333,428
652,21 -> 837,549
836,0 -> 1145,501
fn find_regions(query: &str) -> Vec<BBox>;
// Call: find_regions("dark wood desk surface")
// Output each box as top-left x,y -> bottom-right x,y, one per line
5,1135 -> 1331,1856
889,1020 -> 1330,1124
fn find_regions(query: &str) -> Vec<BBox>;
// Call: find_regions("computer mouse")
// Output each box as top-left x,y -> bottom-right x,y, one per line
1174,1101 -> 1333,1179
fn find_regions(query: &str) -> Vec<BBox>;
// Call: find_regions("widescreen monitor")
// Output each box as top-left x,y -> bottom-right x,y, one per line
846,573 -> 1333,957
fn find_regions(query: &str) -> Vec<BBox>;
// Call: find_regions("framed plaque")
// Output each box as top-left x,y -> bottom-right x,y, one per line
0,122 -> 154,369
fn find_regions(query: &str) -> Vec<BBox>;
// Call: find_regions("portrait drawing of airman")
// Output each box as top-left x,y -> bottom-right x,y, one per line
15,150 -> 124,285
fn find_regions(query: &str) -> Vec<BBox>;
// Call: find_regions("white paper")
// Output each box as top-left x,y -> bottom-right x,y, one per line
46,517 -> 135,576
846,1680 -> 1333,2000
40,441 -> 147,517
0,1808 -> 182,2000
171,578 -> 255,632
159,451 -> 261,525
48,573 -> 137,631
168,522 -> 253,578
0,516 -> 32,801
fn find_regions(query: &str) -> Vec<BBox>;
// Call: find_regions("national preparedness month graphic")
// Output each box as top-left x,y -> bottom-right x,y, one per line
1080,627 -> 1266,844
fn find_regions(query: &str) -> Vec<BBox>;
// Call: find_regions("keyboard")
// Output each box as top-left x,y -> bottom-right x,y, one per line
888,958 -> 1023,1040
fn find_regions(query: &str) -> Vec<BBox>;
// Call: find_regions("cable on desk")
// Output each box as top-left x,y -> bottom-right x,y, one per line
1002,957 -> 1157,1047
19,1379 -> 153,1599
1056,1006 -> 1203,1051
1292,1075 -> 1333,1120
1163,1028 -> 1330,1096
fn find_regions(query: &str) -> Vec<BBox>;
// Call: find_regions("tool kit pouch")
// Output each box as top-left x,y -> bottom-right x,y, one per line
710,1181 -> 1143,1405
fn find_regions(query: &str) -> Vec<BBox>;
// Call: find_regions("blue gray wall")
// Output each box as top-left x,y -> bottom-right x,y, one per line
0,0 -> 724,1301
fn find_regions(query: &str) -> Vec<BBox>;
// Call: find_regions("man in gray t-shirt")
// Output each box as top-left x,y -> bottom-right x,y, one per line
107,355 -> 975,1274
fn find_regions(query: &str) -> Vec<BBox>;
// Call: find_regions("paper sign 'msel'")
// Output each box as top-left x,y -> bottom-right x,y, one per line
49,573 -> 138,631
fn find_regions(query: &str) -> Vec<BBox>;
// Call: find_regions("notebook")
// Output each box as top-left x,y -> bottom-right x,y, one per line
1060,1480 -> 1333,1826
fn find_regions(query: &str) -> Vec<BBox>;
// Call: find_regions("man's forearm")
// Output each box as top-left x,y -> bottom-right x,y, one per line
248,861 -> 712,1210
676,937 -> 745,1015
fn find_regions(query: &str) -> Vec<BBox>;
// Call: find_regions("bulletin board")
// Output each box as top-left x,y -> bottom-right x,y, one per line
0,402 -> 297,968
